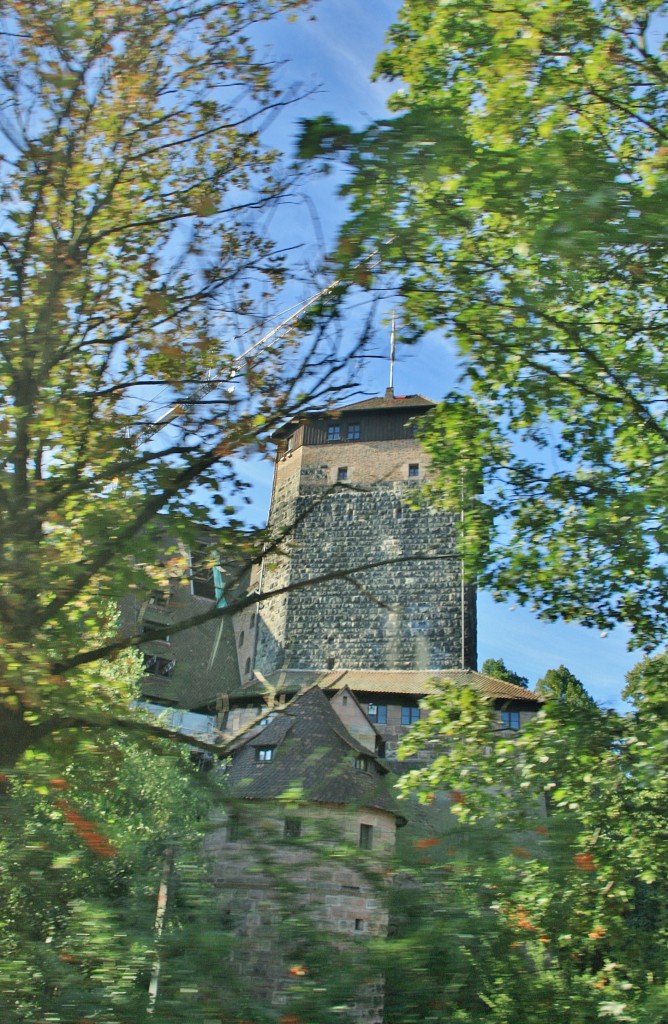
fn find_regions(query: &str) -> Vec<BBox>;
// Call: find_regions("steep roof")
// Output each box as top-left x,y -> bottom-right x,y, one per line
222,686 -> 406,823
236,668 -> 543,704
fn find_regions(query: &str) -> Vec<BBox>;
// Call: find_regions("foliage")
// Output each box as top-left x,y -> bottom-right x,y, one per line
0,3 -> 389,1020
535,664 -> 596,708
0,728 -> 227,1024
0,0 -> 375,770
301,0 -> 668,648
389,657 -> 668,1022
481,657 -> 529,689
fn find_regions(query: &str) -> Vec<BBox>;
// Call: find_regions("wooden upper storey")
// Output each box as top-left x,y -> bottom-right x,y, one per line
274,390 -> 435,457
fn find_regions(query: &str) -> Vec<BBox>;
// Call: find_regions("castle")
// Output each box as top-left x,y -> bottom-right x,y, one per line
131,385 -> 537,754
128,386 -> 541,1021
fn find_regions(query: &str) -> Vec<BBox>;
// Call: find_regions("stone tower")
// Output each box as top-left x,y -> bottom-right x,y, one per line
252,388 -> 477,677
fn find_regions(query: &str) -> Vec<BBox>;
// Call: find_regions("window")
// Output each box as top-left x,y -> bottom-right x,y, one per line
401,706 -> 420,726
327,656 -> 335,669
190,542 -> 219,600
256,747 -> 274,763
347,423 -> 361,440
245,656 -> 251,676
286,434 -> 294,452
249,612 -> 256,628
327,424 -> 341,441
408,463 -> 420,478
284,818 -> 302,839
140,621 -> 170,643
238,630 -> 245,648
337,466 -> 348,481
354,918 -> 365,932
359,823 -> 373,850
501,709 -> 520,731
259,712 -> 276,726
227,815 -> 242,842
354,755 -> 370,772
143,654 -> 175,678
367,703 -> 387,725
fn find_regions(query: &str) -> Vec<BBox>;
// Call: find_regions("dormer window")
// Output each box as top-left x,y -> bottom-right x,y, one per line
256,747 -> 274,763
354,755 -> 370,772
143,654 -> 175,678
327,424 -> 341,441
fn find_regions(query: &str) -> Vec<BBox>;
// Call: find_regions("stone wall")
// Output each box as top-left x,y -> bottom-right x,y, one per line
256,478 -> 476,675
204,802 -> 396,1022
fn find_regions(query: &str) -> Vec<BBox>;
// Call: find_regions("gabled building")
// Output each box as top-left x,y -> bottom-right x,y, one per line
205,686 -> 406,1022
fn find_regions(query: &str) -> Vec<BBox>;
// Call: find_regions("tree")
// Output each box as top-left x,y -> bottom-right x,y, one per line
0,4 -> 391,1019
481,657 -> 529,689
535,664 -> 596,708
0,0 -> 380,774
300,0 -> 668,649
389,656 -> 668,1022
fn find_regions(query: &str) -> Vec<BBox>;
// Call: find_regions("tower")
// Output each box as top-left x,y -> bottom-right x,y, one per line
253,388 -> 477,677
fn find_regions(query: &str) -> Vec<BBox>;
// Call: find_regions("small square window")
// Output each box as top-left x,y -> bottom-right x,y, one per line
256,747 -> 274,762
359,823 -> 373,850
143,653 -> 175,678
401,706 -> 420,726
501,710 -> 520,731
337,466 -> 348,481
327,424 -> 341,441
347,423 -> 361,440
284,818 -> 302,839
408,464 -> 419,478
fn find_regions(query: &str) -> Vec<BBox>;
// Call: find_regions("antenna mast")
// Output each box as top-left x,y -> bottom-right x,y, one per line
389,310 -> 396,391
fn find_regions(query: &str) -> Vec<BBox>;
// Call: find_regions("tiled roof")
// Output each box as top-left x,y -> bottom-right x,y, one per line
222,687 -> 406,823
325,669 -> 542,703
332,391 -> 435,413
235,669 -> 543,704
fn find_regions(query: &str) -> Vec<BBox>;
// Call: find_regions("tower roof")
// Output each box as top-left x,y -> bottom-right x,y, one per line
332,388 -> 435,413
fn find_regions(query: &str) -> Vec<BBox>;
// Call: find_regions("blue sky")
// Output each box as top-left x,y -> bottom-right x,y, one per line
242,0 -> 642,706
